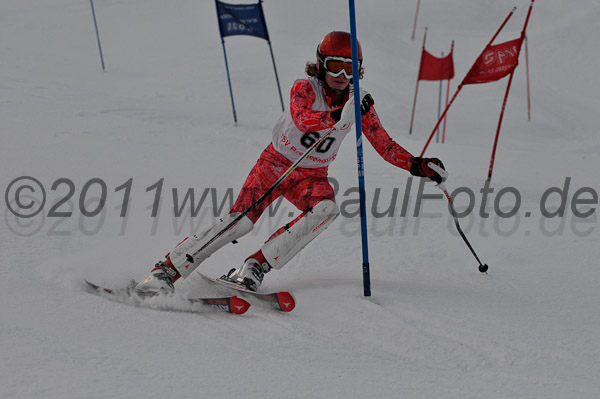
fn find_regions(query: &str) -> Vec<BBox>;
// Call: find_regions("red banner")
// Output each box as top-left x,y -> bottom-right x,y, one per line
419,49 -> 455,81
463,37 -> 523,85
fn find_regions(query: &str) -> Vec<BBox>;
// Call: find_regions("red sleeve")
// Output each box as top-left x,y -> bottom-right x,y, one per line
361,107 -> 414,171
289,80 -> 337,133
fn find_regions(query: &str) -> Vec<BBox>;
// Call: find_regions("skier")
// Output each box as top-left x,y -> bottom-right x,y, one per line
135,31 -> 446,293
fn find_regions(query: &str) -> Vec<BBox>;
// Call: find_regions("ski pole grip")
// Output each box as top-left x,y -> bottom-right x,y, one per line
427,162 -> 449,184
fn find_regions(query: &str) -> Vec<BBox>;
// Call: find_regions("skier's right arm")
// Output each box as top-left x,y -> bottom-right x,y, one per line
289,80 -> 337,132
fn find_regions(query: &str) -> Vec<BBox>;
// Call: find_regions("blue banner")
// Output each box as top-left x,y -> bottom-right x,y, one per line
215,0 -> 270,41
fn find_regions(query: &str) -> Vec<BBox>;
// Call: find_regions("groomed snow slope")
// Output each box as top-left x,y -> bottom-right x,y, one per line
1,1 -> 599,398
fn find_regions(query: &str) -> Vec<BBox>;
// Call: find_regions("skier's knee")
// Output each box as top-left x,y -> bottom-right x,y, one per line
310,199 -> 340,222
261,199 -> 339,270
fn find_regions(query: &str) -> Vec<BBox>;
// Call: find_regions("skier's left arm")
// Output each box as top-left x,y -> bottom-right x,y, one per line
361,94 -> 447,183
361,100 -> 414,171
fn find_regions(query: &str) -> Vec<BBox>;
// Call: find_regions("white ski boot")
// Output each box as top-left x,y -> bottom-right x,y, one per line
134,260 -> 179,294
225,258 -> 271,292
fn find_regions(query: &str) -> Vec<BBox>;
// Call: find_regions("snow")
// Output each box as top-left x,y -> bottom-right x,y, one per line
1,0 -> 599,398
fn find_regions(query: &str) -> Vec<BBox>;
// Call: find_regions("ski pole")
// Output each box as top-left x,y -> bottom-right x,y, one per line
192,126 -> 339,258
428,163 -> 489,273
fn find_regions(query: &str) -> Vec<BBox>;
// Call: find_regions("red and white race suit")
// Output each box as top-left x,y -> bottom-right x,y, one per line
231,76 -> 415,222
165,77 -> 420,277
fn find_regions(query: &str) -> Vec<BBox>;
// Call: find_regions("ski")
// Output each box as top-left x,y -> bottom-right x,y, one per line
197,272 -> 296,312
84,279 -> 250,315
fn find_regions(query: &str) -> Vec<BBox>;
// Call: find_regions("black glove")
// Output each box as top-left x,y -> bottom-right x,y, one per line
331,93 -> 373,122
360,93 -> 374,115
410,157 -> 446,184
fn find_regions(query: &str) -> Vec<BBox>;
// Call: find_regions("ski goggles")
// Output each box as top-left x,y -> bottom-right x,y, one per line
323,56 -> 356,78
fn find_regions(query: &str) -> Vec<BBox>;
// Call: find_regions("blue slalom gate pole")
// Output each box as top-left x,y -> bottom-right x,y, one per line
220,40 -> 238,125
89,0 -> 105,71
348,0 -> 371,297
266,40 -> 285,112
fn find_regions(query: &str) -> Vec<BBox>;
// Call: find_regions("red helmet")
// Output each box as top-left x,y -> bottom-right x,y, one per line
317,31 -> 362,62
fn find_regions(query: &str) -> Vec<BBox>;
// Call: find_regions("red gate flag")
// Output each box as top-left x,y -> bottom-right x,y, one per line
463,37 -> 523,85
420,6 -> 521,156
419,49 -> 455,81
409,28 -> 455,135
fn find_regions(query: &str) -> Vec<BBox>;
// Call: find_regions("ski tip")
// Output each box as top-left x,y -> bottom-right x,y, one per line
276,291 -> 296,312
85,279 -> 134,296
83,279 -> 99,294
83,279 -> 97,289
84,279 -> 113,294
230,296 -> 251,315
